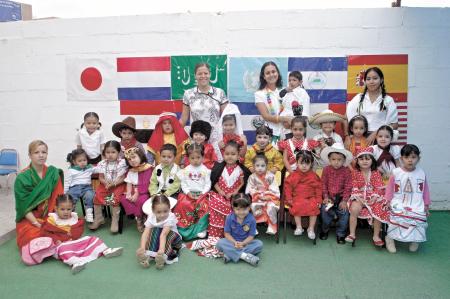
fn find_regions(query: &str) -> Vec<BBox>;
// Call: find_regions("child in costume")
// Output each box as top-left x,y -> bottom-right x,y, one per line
345,147 -> 389,247
284,150 -> 322,239
41,195 -> 123,274
319,143 -> 353,244
385,144 -> 431,253
184,120 -> 217,169
244,124 -> 283,174
75,112 -> 105,165
149,144 -> 181,199
112,116 -> 147,159
344,115 -> 369,158
245,154 -> 280,235
371,125 -> 401,182
278,116 -> 320,173
64,149 -> 95,222
89,141 -> 128,233
147,112 -> 189,165
120,147 -> 153,233
174,143 -> 211,240
217,194 -> 263,267
136,195 -> 182,270
217,103 -> 247,162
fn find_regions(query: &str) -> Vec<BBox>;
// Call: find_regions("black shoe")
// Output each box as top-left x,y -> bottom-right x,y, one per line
319,231 -> 329,240
336,236 -> 346,244
223,255 -> 231,264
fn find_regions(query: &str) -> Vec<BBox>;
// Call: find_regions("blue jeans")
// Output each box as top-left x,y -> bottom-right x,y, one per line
216,238 -> 263,262
320,204 -> 349,237
67,184 -> 94,209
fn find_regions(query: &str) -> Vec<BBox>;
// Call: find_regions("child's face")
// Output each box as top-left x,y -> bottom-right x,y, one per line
127,153 -> 142,168
328,153 -> 345,170
84,116 -> 99,134
74,154 -> 88,168
288,76 -> 301,89
292,122 -> 305,139
188,151 -> 203,167
297,159 -> 312,173
192,132 -> 207,144
161,120 -> 174,134
253,159 -> 267,175
263,65 -> 279,86
29,145 -> 48,167
222,119 -> 236,135
104,147 -> 119,162
55,201 -> 73,220
153,203 -> 170,222
160,150 -> 175,167
120,128 -> 134,142
223,146 -> 239,165
256,134 -> 270,149
376,129 -> 392,148
357,155 -> 373,170
365,70 -> 382,92
321,121 -> 336,135
233,206 -> 250,220
352,120 -> 366,138
401,153 -> 420,171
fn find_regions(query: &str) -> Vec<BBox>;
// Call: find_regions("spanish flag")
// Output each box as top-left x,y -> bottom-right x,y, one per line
347,54 -> 408,144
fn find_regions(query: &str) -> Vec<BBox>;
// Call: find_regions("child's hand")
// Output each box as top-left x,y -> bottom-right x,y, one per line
322,198 -> 330,205
136,247 -> 146,256
126,192 -> 132,200
218,141 -> 225,149
157,248 -> 164,255
338,201 -> 348,211
270,168 -> 278,174
131,193 -> 138,203
234,241 -> 244,249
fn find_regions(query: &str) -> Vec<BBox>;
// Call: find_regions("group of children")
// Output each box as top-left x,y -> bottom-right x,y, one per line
57,98 -> 430,272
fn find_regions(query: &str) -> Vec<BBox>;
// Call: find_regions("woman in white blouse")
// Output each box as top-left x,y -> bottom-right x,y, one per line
346,67 -> 398,144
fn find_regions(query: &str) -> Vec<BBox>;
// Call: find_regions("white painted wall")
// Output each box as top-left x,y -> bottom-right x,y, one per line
0,8 -> 449,209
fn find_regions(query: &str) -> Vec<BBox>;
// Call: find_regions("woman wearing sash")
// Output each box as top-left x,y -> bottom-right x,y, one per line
14,140 -> 64,249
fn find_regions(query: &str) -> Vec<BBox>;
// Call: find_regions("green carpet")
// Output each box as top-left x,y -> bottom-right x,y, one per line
0,212 -> 449,299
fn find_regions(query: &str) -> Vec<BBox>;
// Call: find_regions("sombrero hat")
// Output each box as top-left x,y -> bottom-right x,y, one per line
309,109 -> 346,129
142,196 -> 178,215
112,116 -> 137,138
320,143 -> 353,167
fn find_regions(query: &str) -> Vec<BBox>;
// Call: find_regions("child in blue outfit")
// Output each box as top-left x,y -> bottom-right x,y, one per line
217,193 -> 263,266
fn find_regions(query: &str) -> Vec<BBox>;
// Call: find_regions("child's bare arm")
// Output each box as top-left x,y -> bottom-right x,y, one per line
139,227 -> 151,250
158,227 -> 171,254
283,149 -> 292,172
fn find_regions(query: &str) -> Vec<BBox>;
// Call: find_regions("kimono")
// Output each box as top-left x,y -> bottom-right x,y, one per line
284,170 -> 322,216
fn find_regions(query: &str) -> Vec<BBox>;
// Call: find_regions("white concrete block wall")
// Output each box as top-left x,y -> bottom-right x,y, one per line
0,7 -> 449,209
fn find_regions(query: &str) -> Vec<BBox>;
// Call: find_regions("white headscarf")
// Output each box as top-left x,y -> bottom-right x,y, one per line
217,103 -> 244,137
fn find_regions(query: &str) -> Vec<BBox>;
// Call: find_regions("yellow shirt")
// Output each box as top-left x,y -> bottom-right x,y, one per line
244,144 -> 284,173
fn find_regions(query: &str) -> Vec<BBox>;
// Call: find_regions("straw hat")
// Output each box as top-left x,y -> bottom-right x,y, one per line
309,109 -> 346,129
320,143 -> 353,167
142,196 -> 178,216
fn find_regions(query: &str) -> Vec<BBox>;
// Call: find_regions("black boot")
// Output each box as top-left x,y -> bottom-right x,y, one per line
336,236 -> 346,244
319,231 -> 329,240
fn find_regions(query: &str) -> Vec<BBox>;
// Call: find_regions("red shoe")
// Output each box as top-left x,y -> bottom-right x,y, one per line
345,235 -> 356,243
373,239 -> 385,247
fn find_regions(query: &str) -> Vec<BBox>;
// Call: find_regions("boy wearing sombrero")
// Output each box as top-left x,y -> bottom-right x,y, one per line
112,117 -> 147,159
319,143 -> 353,244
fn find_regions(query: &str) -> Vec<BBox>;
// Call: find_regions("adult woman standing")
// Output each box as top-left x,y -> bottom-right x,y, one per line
346,67 -> 399,144
254,61 -> 292,144
14,140 -> 64,249
179,63 -> 228,152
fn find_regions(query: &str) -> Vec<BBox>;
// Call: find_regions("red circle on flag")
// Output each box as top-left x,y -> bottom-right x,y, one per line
80,67 -> 102,91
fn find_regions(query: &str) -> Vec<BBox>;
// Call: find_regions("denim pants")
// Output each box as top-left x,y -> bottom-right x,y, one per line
216,238 -> 263,262
67,184 -> 94,209
320,204 -> 349,237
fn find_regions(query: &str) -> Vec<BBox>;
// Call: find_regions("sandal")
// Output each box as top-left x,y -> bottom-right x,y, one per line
345,235 -> 356,243
155,252 -> 165,270
136,248 -> 150,268
373,239 -> 385,247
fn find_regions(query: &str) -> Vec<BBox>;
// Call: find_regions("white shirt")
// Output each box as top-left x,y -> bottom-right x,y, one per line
48,212 -> 79,226
124,171 -> 139,185
177,164 -> 211,194
75,127 -> 105,159
144,212 -> 178,233
255,88 -> 282,137
313,131 -> 344,144
347,93 -> 398,132
64,166 -> 96,193
280,86 -> 311,118
371,144 -> 401,176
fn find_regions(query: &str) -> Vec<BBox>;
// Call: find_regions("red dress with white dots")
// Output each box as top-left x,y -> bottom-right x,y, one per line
208,164 -> 244,238
348,170 -> 389,224
278,138 -> 320,170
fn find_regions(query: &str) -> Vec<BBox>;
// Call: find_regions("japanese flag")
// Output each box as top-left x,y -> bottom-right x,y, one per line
66,57 -> 117,101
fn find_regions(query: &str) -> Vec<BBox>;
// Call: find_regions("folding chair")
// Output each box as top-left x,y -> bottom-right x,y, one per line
0,148 -> 19,189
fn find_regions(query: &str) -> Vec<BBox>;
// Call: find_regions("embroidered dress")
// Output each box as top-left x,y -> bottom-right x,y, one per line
284,170 -> 322,216
386,167 -> 430,243
183,142 -> 217,170
149,164 -> 180,197
143,212 -> 182,264
244,143 -> 284,173
173,164 -> 211,241
94,159 -> 128,206
348,170 -> 389,224
245,172 -> 280,232
120,164 -> 153,217
278,138 -> 320,171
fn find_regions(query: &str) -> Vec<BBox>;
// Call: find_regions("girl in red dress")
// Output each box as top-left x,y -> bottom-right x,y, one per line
284,150 -> 322,240
278,116 -> 320,173
345,147 -> 389,247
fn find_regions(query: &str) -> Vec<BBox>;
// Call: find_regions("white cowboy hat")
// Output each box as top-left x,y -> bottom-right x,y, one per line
320,143 -> 353,167
142,195 -> 178,215
309,109 -> 346,129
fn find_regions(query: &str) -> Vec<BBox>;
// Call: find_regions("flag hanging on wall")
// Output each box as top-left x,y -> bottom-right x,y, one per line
347,54 -> 408,144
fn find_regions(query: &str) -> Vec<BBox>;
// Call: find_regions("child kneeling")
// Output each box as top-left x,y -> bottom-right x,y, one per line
217,194 -> 263,267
